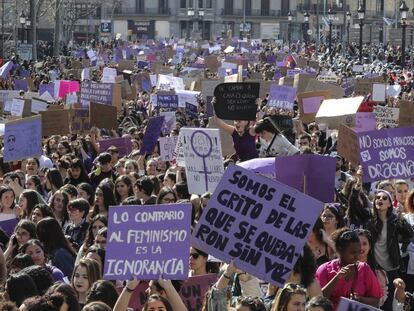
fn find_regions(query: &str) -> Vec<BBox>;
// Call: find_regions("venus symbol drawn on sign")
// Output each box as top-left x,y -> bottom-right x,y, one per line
190,130 -> 213,192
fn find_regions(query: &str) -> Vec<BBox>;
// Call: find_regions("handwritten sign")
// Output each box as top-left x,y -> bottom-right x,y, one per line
139,116 -> 165,155
268,85 -> 296,111
192,164 -> 323,287
179,274 -> 217,311
213,82 -> 259,121
4,115 -> 42,162
157,75 -> 184,91
31,98 -> 48,114
69,108 -> 90,134
159,136 -> 178,161
156,94 -> 178,110
181,128 -> 224,195
80,82 -> 113,105
373,105 -> 399,128
104,204 -> 191,280
358,126 -> 414,182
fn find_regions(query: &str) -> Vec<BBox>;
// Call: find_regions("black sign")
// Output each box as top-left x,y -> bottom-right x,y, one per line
213,83 -> 259,121
127,20 -> 155,38
100,21 -> 112,33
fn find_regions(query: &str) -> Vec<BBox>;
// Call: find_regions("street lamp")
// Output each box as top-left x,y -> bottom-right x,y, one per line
346,11 -> 351,48
287,11 -> 292,49
328,8 -> 335,54
19,12 -> 26,43
357,3 -> 365,64
400,1 -> 409,67
303,11 -> 310,45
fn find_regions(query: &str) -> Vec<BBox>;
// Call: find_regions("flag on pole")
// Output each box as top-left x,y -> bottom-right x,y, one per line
0,61 -> 13,79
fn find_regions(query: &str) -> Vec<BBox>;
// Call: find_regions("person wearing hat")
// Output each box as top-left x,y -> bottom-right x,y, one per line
89,153 -> 116,189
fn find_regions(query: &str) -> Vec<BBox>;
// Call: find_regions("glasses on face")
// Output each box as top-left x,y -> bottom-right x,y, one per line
189,253 -> 200,259
375,195 -> 389,201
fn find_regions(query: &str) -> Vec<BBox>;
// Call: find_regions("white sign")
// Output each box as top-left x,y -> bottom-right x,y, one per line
159,136 -> 178,161
181,128 -> 224,195
10,98 -> 25,116
386,84 -> 401,98
176,90 -> 200,108
372,83 -> 386,102
174,132 -> 185,166
101,67 -> 117,83
160,111 -> 176,134
157,75 -> 184,91
373,105 -> 400,128
31,98 -> 48,114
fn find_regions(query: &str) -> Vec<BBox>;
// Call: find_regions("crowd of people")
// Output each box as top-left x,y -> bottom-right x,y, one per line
0,36 -> 411,311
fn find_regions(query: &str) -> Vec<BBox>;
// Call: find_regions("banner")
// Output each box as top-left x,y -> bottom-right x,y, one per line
268,85 -> 296,111
4,115 -> 42,162
192,164 -> 323,287
159,136 -> 178,162
104,204 -> 191,280
213,82 -> 259,121
358,126 -> 414,182
139,116 -> 165,155
180,128 -> 224,195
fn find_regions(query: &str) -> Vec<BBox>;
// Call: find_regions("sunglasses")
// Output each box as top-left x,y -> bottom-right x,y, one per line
189,253 -> 200,259
375,195 -> 389,201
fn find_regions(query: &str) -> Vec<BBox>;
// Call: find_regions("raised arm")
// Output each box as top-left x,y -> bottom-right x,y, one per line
113,278 -> 140,311
214,116 -> 234,135
158,279 -> 188,311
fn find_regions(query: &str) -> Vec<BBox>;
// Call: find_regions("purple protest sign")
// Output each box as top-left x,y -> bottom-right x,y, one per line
237,158 -> 277,180
354,112 -> 376,132
14,79 -> 28,91
80,81 -> 113,105
0,217 -> 19,236
99,137 -> 133,157
302,96 -> 325,114
337,297 -> 381,311
20,69 -> 31,78
275,154 -> 336,203
156,94 -> 178,110
179,274 -> 218,310
358,126 -> 414,182
185,102 -> 198,117
39,84 -> 55,98
268,85 -> 296,111
192,164 -> 324,287
139,116 -> 165,155
104,204 -> 191,280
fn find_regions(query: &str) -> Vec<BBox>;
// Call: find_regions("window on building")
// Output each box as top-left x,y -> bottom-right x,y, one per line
224,0 -> 233,15
261,0 -> 269,16
245,0 -> 251,15
180,0 -> 186,8
198,0 -> 203,8
281,0 -> 289,15
136,0 -> 145,14
205,0 -> 212,8
159,0 -> 168,14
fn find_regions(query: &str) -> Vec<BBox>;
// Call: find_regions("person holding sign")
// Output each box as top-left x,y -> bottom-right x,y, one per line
315,229 -> 383,309
214,116 -> 258,162
254,117 -> 299,158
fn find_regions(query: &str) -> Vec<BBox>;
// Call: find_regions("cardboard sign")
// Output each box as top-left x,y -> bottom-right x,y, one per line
10,98 -> 26,117
180,128 -> 224,195
354,79 -> 374,96
4,115 -> 42,162
297,91 -> 331,123
305,79 -> 345,98
104,204 -> 191,280
213,82 -> 259,121
0,218 -> 19,237
40,110 -> 70,136
358,126 -> 414,182
337,297 -> 381,311
275,155 -> 336,203
179,274 -> 218,311
99,137 -> 133,157
293,73 -> 313,93
160,111 -> 176,135
373,105 -> 399,128
387,85 -> 401,98
338,124 -> 359,165
268,85 -> 296,111
90,102 -> 117,129
69,108 -> 90,134
399,100 -> 414,127
315,97 -> 364,129
139,116 -> 165,155
192,164 -> 324,287
159,136 -> 178,162
205,55 -> 219,73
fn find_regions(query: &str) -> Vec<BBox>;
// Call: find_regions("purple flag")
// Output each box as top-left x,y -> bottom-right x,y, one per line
358,126 -> 414,182
104,204 -> 191,280
192,164 -> 323,287
275,154 -> 336,203
0,61 -> 13,79
139,116 -> 165,155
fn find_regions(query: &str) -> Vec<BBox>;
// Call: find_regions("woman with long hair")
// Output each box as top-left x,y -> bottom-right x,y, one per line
49,190 -> 70,229
45,168 -> 64,196
91,184 -> 116,218
17,189 -> 44,219
36,217 -> 76,277
271,283 -> 307,311
113,175 -> 134,204
4,219 -> 37,263
65,158 -> 91,187
24,175 -> 47,198
0,186 -> 17,219
156,186 -> 177,204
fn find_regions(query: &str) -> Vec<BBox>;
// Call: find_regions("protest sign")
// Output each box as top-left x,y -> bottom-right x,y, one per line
160,111 -> 176,134
317,74 -> 339,84
102,67 -> 117,83
315,97 -> 364,129
278,76 -> 294,87
31,98 -> 48,114
180,128 -> 224,194
372,83 -> 386,102
358,126 -> 414,182
224,74 -> 238,83
69,108 -> 90,134
156,94 -> 179,110
80,82 -> 122,109
0,91 -> 21,112
176,90 -> 199,108
179,274 -> 218,311
10,98 -> 26,117
201,80 -> 223,102
354,112 -> 376,132
341,77 -> 356,96
139,116 -> 165,155
399,100 -> 414,127
104,204 -> 191,280
373,105 -> 399,128
354,79 -> 374,96
40,110 -> 70,136
89,102 -> 117,129
58,81 -> 80,99
185,103 -> 198,118
205,55 -> 219,73
157,75 -> 185,91
4,115 -> 42,162
387,84 -> 401,98
275,154 -> 336,203
297,91 -> 331,123
337,297 -> 381,311
159,136 -> 178,162
174,133 -> 185,166
99,137 -> 133,157
213,82 -> 259,121
305,79 -> 344,98
338,124 -> 359,165
14,79 -> 28,92
268,85 -> 296,111
293,73 -> 313,93
192,164 -> 324,287
0,218 -> 19,237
